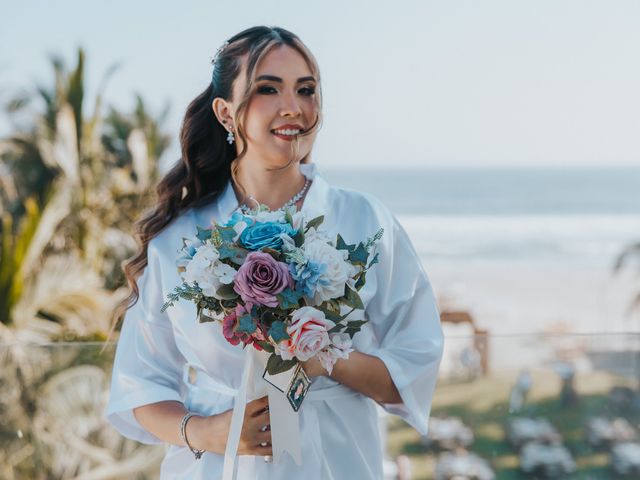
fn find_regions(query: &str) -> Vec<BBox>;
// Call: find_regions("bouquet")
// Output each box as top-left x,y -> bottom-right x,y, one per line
161,203 -> 383,409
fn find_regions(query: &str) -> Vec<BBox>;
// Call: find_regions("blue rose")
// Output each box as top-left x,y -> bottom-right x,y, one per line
239,221 -> 297,251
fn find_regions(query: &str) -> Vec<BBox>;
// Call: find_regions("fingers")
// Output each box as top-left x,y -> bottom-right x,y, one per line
239,396 -> 273,456
247,396 -> 269,417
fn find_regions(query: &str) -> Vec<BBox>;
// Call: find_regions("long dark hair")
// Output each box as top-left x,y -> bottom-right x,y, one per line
108,25 -> 323,337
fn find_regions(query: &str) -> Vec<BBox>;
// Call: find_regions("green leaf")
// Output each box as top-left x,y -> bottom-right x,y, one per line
266,354 -> 298,375
284,211 -> 294,226
277,288 -> 303,310
215,283 -> 238,300
317,304 -> 343,323
196,225 -> 212,242
217,225 -> 237,243
236,314 -> 256,334
268,321 -> 290,342
328,323 -> 344,334
355,271 -> 367,290
349,243 -> 369,265
198,310 -> 217,323
343,284 -> 364,310
342,319 -> 368,338
256,341 -> 275,353
304,215 -> 325,232
293,229 -> 305,248
336,234 -> 355,252
262,247 -> 282,261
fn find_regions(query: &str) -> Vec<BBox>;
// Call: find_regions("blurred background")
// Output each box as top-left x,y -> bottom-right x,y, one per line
1,1 -> 639,478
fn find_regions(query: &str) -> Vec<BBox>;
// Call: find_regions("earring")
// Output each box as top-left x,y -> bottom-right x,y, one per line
226,129 -> 235,145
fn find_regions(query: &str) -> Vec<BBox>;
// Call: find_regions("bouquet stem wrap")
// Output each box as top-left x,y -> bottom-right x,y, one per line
222,348 -> 302,479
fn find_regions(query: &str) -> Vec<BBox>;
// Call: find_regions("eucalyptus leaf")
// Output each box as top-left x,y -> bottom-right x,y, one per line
304,215 -> 324,232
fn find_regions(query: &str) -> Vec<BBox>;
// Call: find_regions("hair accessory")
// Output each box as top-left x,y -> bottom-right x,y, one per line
180,412 -> 205,460
211,40 -> 230,67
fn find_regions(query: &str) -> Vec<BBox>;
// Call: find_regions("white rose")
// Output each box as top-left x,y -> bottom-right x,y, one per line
184,244 -> 237,299
184,244 -> 219,285
303,238 -> 358,305
316,332 -> 354,375
286,306 -> 336,361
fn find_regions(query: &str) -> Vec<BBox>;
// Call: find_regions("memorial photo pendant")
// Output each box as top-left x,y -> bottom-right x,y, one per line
262,363 -> 311,412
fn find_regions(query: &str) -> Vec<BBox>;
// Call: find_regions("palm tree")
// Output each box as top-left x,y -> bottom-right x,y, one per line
0,46 -> 171,327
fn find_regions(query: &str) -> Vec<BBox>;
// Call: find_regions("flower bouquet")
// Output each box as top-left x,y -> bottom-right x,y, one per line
161,204 -> 383,411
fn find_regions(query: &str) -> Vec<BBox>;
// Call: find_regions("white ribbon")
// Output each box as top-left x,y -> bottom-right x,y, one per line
222,348 -> 302,480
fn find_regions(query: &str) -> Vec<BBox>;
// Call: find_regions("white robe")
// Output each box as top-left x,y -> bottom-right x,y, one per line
105,162 -> 444,479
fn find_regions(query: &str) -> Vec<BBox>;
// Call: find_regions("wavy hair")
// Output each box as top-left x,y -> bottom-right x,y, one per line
107,26 -> 323,340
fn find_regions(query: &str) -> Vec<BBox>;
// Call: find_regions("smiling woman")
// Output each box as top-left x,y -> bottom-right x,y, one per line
104,25 -> 444,480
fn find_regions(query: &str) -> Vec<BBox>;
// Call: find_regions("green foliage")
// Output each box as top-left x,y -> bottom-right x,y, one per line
266,353 -> 298,375
0,197 -> 41,325
267,321 -> 290,342
161,283 -> 203,313
236,314 -> 256,334
304,215 -> 324,232
277,288 -> 303,310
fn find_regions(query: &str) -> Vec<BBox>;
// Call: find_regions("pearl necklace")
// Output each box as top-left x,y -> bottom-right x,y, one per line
239,177 -> 312,213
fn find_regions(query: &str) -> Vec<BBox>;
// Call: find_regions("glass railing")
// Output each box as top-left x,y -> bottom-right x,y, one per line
1,334 -> 639,479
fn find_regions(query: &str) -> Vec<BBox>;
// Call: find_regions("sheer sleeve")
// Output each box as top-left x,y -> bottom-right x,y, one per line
365,211 -> 444,436
105,241 -> 187,444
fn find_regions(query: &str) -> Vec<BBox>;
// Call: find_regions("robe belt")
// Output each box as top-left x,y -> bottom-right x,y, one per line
184,365 -> 359,402
182,350 -> 358,480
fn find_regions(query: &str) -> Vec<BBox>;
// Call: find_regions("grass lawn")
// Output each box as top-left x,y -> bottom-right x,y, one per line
386,369 -> 640,479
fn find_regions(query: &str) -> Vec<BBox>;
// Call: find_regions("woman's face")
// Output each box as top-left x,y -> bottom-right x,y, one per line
216,45 -> 319,168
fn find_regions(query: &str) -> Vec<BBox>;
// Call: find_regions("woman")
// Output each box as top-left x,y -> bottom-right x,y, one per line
105,25 -> 444,479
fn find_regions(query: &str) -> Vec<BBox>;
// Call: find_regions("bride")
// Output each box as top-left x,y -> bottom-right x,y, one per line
105,25 -> 444,479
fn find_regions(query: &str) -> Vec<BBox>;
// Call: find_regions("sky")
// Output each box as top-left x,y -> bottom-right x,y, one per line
2,0 -> 640,170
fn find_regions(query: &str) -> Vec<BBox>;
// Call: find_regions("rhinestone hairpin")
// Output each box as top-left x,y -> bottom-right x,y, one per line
211,40 -> 230,66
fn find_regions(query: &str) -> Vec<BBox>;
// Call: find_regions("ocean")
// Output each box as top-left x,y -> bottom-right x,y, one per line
322,166 -> 640,335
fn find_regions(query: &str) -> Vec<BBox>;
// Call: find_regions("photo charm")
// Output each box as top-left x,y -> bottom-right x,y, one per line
262,362 -> 311,412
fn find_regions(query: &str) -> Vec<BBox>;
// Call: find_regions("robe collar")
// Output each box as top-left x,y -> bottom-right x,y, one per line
216,162 -> 329,222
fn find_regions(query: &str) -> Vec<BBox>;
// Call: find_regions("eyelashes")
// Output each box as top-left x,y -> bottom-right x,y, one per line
257,85 -> 315,96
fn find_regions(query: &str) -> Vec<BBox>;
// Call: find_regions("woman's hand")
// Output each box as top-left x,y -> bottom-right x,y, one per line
190,396 -> 272,456
301,355 -> 329,378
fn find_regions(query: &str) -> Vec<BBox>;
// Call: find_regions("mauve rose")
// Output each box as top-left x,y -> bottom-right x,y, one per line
233,251 -> 293,309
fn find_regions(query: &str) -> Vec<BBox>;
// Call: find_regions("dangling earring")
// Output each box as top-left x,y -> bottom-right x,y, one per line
226,127 -> 235,145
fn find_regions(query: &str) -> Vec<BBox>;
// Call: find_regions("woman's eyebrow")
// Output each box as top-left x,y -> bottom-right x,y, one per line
256,75 -> 316,83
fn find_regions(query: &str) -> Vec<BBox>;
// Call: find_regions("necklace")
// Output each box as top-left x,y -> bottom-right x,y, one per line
239,177 -> 312,213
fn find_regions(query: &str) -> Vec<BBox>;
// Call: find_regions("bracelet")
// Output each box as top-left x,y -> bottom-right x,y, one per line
180,412 -> 205,460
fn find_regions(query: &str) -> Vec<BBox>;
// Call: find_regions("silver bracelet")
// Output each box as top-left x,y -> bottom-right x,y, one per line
180,412 -> 205,460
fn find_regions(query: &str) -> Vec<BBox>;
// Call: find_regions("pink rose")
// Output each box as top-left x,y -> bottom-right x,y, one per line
233,251 -> 293,310
222,305 -> 266,350
276,306 -> 336,362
